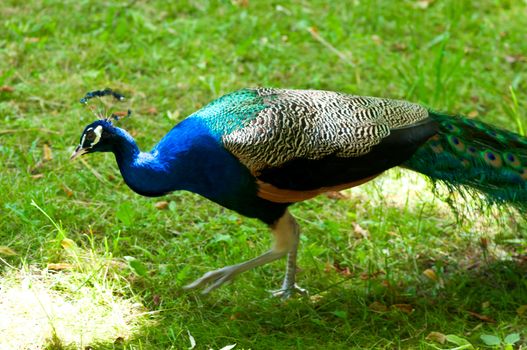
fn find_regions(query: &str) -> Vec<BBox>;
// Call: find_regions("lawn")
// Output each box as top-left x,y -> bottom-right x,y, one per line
1,0 -> 526,349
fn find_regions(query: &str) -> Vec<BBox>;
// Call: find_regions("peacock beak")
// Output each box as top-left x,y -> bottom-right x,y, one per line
70,145 -> 88,160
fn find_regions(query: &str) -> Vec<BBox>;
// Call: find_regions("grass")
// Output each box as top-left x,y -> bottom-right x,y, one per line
1,0 -> 527,348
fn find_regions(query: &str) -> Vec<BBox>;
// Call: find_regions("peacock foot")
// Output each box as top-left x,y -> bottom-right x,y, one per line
183,265 -> 240,294
270,283 -> 308,300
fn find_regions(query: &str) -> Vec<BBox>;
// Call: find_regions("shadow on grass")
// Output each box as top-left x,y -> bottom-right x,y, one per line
105,257 -> 527,349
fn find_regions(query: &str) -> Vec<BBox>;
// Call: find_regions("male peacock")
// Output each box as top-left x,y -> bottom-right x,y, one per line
72,88 -> 527,298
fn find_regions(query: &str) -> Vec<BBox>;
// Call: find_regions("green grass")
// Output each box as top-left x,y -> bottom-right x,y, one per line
1,0 -> 527,348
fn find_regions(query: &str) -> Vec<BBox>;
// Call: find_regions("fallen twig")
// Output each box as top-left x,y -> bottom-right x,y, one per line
79,158 -> 110,185
307,27 -> 355,67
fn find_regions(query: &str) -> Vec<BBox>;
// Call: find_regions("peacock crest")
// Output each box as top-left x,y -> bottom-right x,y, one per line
80,88 -> 132,123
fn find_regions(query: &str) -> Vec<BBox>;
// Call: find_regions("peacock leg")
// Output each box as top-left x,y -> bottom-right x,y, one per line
183,210 -> 304,296
270,214 -> 307,299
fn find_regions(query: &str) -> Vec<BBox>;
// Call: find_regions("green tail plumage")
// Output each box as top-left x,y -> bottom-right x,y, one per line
405,112 -> 527,208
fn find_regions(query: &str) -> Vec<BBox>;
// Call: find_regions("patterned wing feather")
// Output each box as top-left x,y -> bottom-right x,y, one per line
222,88 -> 429,174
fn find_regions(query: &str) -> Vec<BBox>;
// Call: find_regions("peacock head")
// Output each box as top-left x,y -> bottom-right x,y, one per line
71,88 -> 132,160
70,120 -> 118,160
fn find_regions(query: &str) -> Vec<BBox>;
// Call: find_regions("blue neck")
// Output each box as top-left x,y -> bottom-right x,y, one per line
110,119 -> 257,201
108,119 -> 288,224
111,128 -> 177,197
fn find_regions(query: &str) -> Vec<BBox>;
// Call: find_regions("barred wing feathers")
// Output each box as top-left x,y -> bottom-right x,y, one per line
222,89 -> 437,202
223,89 -> 430,173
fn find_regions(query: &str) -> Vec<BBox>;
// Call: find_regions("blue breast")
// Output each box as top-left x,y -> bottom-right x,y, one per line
149,117 -> 264,215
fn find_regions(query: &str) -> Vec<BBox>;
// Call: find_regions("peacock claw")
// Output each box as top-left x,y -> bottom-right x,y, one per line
270,284 -> 308,300
183,266 -> 239,294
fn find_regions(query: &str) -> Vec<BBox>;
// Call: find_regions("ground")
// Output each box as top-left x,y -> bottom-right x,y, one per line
0,0 -> 526,349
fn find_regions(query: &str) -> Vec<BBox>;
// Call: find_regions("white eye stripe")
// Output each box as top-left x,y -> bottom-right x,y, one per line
91,125 -> 103,146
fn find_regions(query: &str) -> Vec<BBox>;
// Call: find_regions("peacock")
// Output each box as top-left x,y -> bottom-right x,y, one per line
71,88 -> 527,298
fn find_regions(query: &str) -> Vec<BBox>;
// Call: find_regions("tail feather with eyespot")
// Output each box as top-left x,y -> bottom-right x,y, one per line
404,111 -> 527,208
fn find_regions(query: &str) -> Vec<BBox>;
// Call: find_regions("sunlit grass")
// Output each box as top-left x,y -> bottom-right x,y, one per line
0,261 -> 151,349
0,201 -> 152,349
0,268 -> 147,349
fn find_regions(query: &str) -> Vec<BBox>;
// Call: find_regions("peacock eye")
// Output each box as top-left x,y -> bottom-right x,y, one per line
85,131 -> 96,143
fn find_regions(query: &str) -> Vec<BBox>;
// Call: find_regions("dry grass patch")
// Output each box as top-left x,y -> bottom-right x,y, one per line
0,265 -> 152,349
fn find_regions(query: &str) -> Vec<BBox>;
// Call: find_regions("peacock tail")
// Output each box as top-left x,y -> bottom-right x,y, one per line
404,112 -> 527,208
